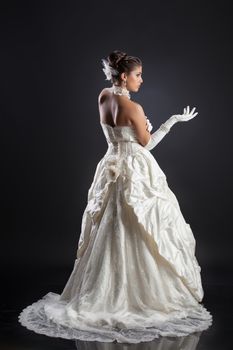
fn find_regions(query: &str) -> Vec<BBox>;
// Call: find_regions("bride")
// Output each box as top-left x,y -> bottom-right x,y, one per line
18,50 -> 213,344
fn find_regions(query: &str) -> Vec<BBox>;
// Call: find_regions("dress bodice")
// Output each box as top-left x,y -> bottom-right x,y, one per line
100,122 -> 144,158
100,122 -> 139,144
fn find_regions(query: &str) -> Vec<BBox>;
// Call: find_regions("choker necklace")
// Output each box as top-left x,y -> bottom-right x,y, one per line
111,84 -> 131,99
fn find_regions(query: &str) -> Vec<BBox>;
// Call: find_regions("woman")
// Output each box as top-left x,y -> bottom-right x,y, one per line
18,50 -> 213,344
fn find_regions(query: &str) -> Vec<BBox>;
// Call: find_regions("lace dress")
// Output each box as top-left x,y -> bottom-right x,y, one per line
18,120 -> 213,343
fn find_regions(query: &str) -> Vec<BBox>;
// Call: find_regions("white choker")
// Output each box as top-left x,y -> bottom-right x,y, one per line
111,85 -> 131,99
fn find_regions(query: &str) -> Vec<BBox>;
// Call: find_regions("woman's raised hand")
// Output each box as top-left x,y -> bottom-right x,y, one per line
172,106 -> 198,122
144,106 -> 198,151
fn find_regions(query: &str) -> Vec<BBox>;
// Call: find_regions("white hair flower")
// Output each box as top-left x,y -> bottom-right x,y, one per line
101,58 -> 119,81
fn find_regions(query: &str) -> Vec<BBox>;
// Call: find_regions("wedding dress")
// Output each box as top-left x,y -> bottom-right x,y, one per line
18,110 -> 213,343
74,331 -> 203,349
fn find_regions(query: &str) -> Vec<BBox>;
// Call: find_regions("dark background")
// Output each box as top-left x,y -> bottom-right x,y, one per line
1,0 -> 233,348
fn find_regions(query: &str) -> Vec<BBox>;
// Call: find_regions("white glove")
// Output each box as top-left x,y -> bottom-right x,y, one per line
144,106 -> 198,151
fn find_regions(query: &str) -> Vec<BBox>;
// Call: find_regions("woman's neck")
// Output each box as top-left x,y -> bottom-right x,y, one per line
111,84 -> 131,99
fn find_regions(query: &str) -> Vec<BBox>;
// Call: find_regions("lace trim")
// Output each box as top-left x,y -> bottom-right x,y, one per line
110,85 -> 131,99
18,292 -> 213,344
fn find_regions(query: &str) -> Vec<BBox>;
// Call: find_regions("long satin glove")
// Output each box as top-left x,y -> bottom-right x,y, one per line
144,106 -> 198,151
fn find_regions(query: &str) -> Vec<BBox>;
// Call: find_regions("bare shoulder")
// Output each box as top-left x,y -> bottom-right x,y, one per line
116,97 -> 142,109
125,100 -> 146,123
133,101 -> 145,114
99,87 -> 111,95
98,87 -> 111,103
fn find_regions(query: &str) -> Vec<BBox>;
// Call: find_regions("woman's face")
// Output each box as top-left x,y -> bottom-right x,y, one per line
121,65 -> 143,92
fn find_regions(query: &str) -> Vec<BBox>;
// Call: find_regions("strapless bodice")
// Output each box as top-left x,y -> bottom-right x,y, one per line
100,122 -> 144,157
100,122 -> 139,144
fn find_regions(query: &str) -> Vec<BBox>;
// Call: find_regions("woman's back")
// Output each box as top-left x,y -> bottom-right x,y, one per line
98,87 -> 135,127
98,86 -> 151,146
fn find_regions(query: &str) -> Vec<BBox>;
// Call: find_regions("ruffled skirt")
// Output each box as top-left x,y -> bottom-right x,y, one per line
19,146 -> 213,343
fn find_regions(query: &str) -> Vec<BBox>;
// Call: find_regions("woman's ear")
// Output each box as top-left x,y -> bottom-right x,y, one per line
120,72 -> 126,81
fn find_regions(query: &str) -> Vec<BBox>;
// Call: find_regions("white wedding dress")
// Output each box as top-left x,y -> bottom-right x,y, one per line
18,120 -> 213,343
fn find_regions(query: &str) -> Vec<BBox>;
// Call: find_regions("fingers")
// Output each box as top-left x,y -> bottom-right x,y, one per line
183,106 -> 198,116
190,107 -> 196,114
183,106 -> 190,115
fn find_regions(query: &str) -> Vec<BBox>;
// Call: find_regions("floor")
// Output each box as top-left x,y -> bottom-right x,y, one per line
1,265 -> 232,349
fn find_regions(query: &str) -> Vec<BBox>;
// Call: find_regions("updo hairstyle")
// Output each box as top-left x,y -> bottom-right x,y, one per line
107,50 -> 142,84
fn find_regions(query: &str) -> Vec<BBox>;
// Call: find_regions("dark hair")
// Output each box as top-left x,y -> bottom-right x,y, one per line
107,50 -> 142,84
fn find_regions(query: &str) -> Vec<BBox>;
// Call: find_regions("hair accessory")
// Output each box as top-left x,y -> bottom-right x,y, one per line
101,59 -> 119,80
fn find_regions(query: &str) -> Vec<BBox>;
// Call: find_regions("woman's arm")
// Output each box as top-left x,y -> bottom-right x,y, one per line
127,102 -> 151,146
144,106 -> 198,151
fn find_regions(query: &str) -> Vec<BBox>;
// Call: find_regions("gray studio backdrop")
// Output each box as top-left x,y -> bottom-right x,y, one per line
1,1 -> 232,285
